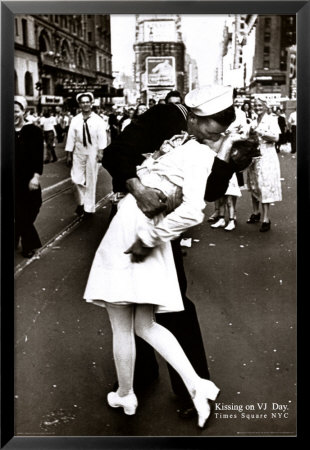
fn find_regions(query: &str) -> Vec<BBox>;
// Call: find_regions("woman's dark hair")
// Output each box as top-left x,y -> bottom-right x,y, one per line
204,105 -> 236,128
231,137 -> 260,156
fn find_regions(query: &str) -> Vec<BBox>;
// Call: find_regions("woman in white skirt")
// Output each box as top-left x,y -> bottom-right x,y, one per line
83,88 -> 238,427
209,172 -> 242,231
83,132 -> 224,427
246,98 -> 282,232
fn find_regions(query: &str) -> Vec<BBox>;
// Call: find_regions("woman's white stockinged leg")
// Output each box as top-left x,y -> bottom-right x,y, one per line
105,303 -> 136,397
134,304 -> 220,427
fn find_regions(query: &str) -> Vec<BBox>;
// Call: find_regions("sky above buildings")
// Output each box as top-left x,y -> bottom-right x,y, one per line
110,15 -> 227,85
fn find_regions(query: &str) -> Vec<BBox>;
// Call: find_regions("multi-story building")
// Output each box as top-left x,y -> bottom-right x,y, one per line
133,14 -> 186,103
14,16 -> 41,110
250,15 -> 296,99
221,14 -> 257,90
184,53 -> 199,94
14,14 -> 116,112
220,14 -> 296,107
112,70 -> 138,106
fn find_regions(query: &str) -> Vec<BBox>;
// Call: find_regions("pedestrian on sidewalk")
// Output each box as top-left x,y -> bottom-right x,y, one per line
246,97 -> 282,232
14,96 -> 44,258
210,93 -> 249,231
40,110 -> 57,163
288,109 -> 297,154
275,107 -> 288,153
65,92 -> 107,217
165,90 -> 183,105
85,85 -> 248,425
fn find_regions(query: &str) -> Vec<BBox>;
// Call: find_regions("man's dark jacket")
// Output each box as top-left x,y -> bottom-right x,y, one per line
103,103 -> 235,200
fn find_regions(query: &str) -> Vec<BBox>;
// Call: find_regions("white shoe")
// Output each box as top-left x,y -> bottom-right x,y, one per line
211,218 -> 226,228
107,390 -> 138,415
191,379 -> 220,428
225,220 -> 235,231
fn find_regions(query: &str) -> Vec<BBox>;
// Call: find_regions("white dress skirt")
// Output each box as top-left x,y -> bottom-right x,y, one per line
225,172 -> 242,197
246,143 -> 282,203
246,113 -> 282,204
83,193 -> 184,313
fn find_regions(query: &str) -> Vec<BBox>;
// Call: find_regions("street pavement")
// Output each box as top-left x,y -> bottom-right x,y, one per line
13,145 -> 297,438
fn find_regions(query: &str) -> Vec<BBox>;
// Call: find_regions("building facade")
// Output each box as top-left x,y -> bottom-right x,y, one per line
133,15 -> 186,103
184,53 -> 199,94
14,14 -> 116,112
250,15 -> 296,100
219,14 -> 296,107
220,14 -> 257,90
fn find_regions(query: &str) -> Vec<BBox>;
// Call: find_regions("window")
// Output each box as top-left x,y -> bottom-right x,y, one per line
55,15 -> 59,24
42,77 -> 51,95
264,17 -> 271,29
88,32 -> 92,42
15,71 -> 18,94
263,45 -> 270,68
280,49 -> 287,71
263,59 -> 270,69
264,32 -> 271,42
15,18 -> 19,36
77,49 -> 86,68
61,40 -> 70,62
285,16 -> 294,26
39,32 -> 48,52
22,18 -> 28,46
25,72 -> 33,96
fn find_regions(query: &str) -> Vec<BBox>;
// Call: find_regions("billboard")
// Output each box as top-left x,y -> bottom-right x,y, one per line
146,56 -> 176,87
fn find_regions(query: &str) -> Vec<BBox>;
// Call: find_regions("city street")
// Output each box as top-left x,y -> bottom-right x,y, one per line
14,143 -> 297,437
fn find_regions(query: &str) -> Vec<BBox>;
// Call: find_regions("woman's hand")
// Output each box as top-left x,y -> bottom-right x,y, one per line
124,238 -> 153,263
257,129 -> 278,143
216,133 -> 245,162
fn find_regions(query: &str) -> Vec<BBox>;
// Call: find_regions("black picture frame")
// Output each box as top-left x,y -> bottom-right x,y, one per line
1,1 -> 307,448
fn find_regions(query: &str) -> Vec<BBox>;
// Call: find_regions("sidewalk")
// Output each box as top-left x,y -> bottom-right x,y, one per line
14,151 -> 297,437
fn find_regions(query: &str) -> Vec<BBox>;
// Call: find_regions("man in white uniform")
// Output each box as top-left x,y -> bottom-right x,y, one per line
65,92 -> 107,216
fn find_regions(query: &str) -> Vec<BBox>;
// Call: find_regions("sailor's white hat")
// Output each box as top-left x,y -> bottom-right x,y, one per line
76,92 -> 94,103
14,95 -> 28,111
185,85 -> 234,116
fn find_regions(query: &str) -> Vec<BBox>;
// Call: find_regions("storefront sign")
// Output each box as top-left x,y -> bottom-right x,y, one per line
251,93 -> 281,102
40,95 -> 63,105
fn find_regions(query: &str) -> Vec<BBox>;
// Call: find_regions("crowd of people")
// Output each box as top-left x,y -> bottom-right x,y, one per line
207,93 -> 296,233
14,85 -> 295,429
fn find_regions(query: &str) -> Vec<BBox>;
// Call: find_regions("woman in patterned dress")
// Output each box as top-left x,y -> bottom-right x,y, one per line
246,98 -> 282,232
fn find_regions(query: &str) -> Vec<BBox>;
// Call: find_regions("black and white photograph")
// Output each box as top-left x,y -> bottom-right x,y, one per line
1,1 -> 304,446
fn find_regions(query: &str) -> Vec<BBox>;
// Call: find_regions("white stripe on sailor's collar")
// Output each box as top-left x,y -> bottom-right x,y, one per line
175,103 -> 188,121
